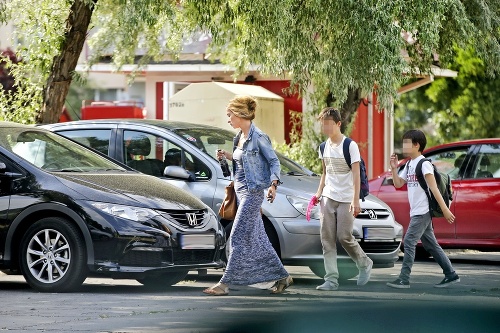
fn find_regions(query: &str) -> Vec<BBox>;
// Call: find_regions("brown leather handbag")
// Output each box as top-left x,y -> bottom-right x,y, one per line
219,181 -> 237,220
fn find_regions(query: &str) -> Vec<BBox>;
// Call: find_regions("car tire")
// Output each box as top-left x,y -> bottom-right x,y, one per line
137,270 -> 189,289
308,262 -> 359,281
222,220 -> 281,263
19,217 -> 88,292
415,247 -> 432,259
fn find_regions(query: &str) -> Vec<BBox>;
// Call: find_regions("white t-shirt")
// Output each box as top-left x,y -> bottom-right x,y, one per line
318,136 -> 361,203
400,155 -> 434,217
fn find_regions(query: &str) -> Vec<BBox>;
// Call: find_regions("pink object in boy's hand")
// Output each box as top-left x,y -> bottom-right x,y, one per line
306,196 -> 318,221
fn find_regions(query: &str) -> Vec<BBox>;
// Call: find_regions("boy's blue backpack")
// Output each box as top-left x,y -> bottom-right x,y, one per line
319,138 -> 369,201
407,158 -> 453,218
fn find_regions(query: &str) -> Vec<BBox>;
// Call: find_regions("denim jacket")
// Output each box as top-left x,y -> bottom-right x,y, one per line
232,123 -> 281,191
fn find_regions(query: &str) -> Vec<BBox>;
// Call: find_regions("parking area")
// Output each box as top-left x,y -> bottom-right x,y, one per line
1,250 -> 499,333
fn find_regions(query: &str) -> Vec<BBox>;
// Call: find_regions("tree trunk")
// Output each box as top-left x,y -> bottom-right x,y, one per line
326,87 -> 364,134
340,87 -> 364,134
36,0 -> 96,124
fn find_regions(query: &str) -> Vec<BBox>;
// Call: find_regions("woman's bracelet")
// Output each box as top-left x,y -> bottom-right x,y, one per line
272,179 -> 282,188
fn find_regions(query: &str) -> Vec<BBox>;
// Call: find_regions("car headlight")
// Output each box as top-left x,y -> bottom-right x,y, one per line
90,202 -> 159,222
286,195 -> 320,220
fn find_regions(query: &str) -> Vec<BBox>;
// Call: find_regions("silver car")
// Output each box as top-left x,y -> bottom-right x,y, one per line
43,119 -> 403,280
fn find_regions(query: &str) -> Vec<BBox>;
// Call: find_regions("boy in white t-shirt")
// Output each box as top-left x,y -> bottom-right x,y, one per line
387,129 -> 460,289
314,107 -> 373,291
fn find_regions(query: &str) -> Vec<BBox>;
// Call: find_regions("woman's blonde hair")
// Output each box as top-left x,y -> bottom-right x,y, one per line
227,95 -> 257,120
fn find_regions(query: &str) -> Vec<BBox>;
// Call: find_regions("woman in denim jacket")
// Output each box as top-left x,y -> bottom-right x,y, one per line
203,95 -> 292,296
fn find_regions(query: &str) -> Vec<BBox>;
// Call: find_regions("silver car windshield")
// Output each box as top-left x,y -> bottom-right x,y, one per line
1,128 -> 126,172
174,127 -> 313,176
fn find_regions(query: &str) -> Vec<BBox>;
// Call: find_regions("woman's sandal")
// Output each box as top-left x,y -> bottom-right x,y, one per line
271,276 -> 293,294
203,283 -> 229,296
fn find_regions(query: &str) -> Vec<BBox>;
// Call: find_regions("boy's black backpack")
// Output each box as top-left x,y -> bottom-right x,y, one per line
407,158 -> 453,218
319,138 -> 369,201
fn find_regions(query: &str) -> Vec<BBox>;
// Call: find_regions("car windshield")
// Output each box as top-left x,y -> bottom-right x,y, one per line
174,127 -> 313,176
0,127 -> 126,172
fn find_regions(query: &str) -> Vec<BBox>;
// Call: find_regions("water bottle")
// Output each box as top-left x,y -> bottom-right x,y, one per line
217,150 -> 231,177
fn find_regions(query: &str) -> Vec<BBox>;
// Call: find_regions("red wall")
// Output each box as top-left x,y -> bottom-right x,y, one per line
156,82 -> 163,120
349,93 -> 386,178
371,94 -> 385,178
81,105 -> 145,120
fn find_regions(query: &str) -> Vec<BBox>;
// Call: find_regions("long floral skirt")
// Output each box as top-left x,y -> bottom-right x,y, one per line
220,187 -> 288,286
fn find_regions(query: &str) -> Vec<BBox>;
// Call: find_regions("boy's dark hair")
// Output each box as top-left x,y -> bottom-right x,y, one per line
317,107 -> 341,122
403,129 -> 427,152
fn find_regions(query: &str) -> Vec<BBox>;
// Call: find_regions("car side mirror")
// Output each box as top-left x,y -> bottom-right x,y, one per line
386,177 -> 394,186
164,166 -> 195,182
0,162 -> 6,173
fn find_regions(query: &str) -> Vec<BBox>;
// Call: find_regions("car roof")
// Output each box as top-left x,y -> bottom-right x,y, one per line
45,119 -> 231,133
423,138 -> 500,153
0,121 -> 39,129
390,137 -> 500,169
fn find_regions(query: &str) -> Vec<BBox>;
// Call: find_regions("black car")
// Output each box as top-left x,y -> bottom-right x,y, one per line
0,122 -> 225,292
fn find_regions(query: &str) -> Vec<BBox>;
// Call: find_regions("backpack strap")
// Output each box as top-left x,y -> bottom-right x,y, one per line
319,141 -> 326,157
342,137 -> 353,169
414,158 -> 430,191
415,158 -> 437,215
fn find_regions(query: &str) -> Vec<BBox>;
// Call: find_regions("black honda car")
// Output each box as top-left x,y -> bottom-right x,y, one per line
0,121 -> 225,292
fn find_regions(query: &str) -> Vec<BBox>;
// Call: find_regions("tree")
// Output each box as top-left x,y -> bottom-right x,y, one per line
37,0 -> 97,124
394,46 -> 500,150
0,0 -> 96,123
1,0 -> 499,133
426,47 -> 500,140
0,48 -> 19,94
0,47 -> 36,123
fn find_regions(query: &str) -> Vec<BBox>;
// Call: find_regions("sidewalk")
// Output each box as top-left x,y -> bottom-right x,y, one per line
445,249 -> 500,263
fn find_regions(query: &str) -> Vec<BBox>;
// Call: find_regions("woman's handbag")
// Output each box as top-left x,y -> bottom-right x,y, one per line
219,181 -> 237,220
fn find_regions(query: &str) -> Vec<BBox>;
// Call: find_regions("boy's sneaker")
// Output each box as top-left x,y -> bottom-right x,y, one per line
386,278 -> 410,289
434,274 -> 460,288
316,280 -> 338,291
357,258 -> 373,286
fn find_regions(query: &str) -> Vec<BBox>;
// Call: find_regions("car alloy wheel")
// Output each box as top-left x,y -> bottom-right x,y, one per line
20,217 -> 87,292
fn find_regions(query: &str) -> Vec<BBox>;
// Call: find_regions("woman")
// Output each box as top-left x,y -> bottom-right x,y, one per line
203,95 -> 293,296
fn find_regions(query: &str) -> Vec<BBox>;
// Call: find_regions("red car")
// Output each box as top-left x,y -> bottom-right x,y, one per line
369,138 -> 500,253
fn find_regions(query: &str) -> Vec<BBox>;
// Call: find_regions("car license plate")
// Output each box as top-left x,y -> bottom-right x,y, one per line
363,227 -> 393,241
179,234 -> 215,249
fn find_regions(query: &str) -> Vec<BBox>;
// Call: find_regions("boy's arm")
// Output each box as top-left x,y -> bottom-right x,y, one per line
351,161 -> 361,217
390,154 -> 406,188
391,168 -> 407,188
424,173 -> 455,224
315,159 -> 326,199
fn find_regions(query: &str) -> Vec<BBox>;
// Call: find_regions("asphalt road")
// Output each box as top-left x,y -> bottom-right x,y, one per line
1,251 -> 499,333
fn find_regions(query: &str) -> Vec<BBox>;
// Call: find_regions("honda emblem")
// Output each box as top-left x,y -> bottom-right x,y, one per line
186,213 -> 198,226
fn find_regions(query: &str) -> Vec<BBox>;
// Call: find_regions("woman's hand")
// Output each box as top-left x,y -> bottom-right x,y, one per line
216,149 -> 226,159
216,149 -> 232,160
266,185 -> 276,203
